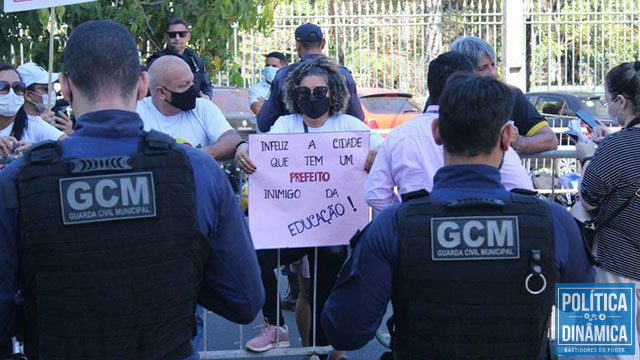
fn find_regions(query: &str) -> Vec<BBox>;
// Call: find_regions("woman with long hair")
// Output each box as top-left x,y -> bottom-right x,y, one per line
0,63 -> 66,164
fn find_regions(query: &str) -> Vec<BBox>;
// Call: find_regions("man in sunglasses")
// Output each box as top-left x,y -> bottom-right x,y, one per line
147,17 -> 213,100
256,23 -> 364,132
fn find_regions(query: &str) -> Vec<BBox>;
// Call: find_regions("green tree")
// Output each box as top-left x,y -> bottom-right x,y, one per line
0,0 -> 276,85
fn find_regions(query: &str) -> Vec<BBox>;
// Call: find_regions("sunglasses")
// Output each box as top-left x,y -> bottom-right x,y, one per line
0,81 -> 26,96
167,31 -> 188,39
295,86 -> 329,99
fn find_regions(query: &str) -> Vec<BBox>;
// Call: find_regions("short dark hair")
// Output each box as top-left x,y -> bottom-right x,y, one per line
438,73 -> 515,156
298,41 -> 323,51
606,61 -> 640,117
166,17 -> 189,31
266,51 -> 287,66
63,20 -> 141,102
427,51 -> 474,103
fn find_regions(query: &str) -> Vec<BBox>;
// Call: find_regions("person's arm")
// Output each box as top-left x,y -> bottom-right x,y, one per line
321,206 -> 398,350
364,140 -> 398,211
197,56 -> 214,99
257,74 -> 286,132
510,88 -> 558,153
342,69 -> 365,121
511,125 -> 558,153
191,152 -> 264,323
202,129 -> 243,161
248,85 -> 265,116
549,203 -> 595,282
499,146 -> 534,191
0,168 -> 21,343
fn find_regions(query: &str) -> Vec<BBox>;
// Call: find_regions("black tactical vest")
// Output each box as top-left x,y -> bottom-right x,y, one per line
392,191 -> 559,360
16,131 -> 208,360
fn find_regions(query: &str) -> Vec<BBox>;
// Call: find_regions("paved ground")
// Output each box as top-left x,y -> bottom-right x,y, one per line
198,277 -> 392,360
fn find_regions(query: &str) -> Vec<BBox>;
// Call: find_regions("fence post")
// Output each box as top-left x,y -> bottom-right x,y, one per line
502,0 -> 526,91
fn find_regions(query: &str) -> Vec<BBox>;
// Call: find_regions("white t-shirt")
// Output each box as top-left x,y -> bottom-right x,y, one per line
0,115 -> 64,143
248,80 -> 271,106
270,113 -> 383,150
136,97 -> 233,148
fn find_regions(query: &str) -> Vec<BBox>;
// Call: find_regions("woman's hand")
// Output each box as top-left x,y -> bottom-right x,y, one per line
364,148 -> 378,173
576,139 -> 597,161
15,141 -> 33,153
0,136 -> 18,158
53,111 -> 74,135
40,110 -> 56,125
235,142 -> 257,174
590,125 -> 610,144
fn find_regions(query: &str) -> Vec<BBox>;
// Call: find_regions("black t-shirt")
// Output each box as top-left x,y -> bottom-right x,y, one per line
510,87 -> 547,136
425,87 -> 548,136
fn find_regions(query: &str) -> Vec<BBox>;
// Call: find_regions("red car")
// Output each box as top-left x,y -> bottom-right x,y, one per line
358,88 -> 423,135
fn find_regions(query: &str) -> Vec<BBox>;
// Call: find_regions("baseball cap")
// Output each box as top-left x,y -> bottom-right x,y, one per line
295,23 -> 323,42
16,62 -> 59,88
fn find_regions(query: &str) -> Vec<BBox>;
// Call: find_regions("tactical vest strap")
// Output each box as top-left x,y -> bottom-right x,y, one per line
23,140 -> 62,165
400,189 -> 429,202
139,130 -> 176,155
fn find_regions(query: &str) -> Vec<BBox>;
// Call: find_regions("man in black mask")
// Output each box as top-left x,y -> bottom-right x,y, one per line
137,55 -> 244,160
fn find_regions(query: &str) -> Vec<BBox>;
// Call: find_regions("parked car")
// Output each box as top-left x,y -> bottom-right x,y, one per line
525,91 -> 613,128
358,88 -> 422,134
210,86 -> 258,140
210,86 -> 256,212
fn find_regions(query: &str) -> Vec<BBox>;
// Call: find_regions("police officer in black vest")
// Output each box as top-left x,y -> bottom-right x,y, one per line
147,17 -> 213,100
321,73 -> 594,360
0,20 -> 264,360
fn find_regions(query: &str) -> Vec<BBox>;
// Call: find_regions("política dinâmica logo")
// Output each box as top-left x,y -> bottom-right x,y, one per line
556,283 -> 635,356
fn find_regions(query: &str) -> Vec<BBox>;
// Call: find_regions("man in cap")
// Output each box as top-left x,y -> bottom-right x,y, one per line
256,23 -> 364,132
0,20 -> 264,359
249,51 -> 288,115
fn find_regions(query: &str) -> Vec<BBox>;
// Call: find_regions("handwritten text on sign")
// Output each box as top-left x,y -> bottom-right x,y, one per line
4,0 -> 96,13
249,132 -> 370,249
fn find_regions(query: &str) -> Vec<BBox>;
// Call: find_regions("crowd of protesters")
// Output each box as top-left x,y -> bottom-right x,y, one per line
0,15 -> 638,360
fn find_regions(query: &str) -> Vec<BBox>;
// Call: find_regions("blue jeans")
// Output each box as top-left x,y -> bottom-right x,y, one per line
193,305 -> 204,352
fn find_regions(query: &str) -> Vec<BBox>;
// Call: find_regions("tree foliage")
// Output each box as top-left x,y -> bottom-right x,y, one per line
0,0 -> 276,85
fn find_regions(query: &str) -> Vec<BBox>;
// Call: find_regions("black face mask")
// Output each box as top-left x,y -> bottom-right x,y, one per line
165,85 -> 197,111
299,94 -> 330,119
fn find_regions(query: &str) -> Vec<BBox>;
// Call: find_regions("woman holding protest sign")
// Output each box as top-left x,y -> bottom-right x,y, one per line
236,55 -> 382,359
0,63 -> 66,168
576,61 -> 640,359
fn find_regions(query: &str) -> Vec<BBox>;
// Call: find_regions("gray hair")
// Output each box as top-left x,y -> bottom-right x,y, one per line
450,36 -> 496,67
283,55 -> 349,115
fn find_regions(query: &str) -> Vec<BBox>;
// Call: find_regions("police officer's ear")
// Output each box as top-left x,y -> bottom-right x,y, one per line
432,118 -> 443,145
136,71 -> 150,101
500,122 -> 515,152
59,73 -> 74,104
319,39 -> 326,50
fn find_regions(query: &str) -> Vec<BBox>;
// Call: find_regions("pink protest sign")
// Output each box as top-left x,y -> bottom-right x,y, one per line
4,0 -> 96,12
248,131 -> 370,249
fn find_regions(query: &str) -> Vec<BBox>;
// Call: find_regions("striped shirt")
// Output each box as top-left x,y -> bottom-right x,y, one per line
581,126 -> 640,281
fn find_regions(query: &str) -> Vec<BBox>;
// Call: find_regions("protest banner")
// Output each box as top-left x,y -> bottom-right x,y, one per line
3,0 -> 95,12
248,131 -> 370,249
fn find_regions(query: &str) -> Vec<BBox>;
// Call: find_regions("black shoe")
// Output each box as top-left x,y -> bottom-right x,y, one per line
280,292 -> 297,311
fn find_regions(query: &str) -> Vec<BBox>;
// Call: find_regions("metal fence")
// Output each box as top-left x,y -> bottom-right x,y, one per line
223,0 -> 640,97
228,0 -> 503,103
525,0 -> 640,92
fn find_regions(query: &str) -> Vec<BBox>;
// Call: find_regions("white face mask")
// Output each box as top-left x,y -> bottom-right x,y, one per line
264,66 -> 278,83
0,88 -> 25,117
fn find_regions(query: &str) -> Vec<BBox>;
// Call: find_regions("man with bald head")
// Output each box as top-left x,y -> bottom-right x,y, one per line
137,55 -> 243,160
